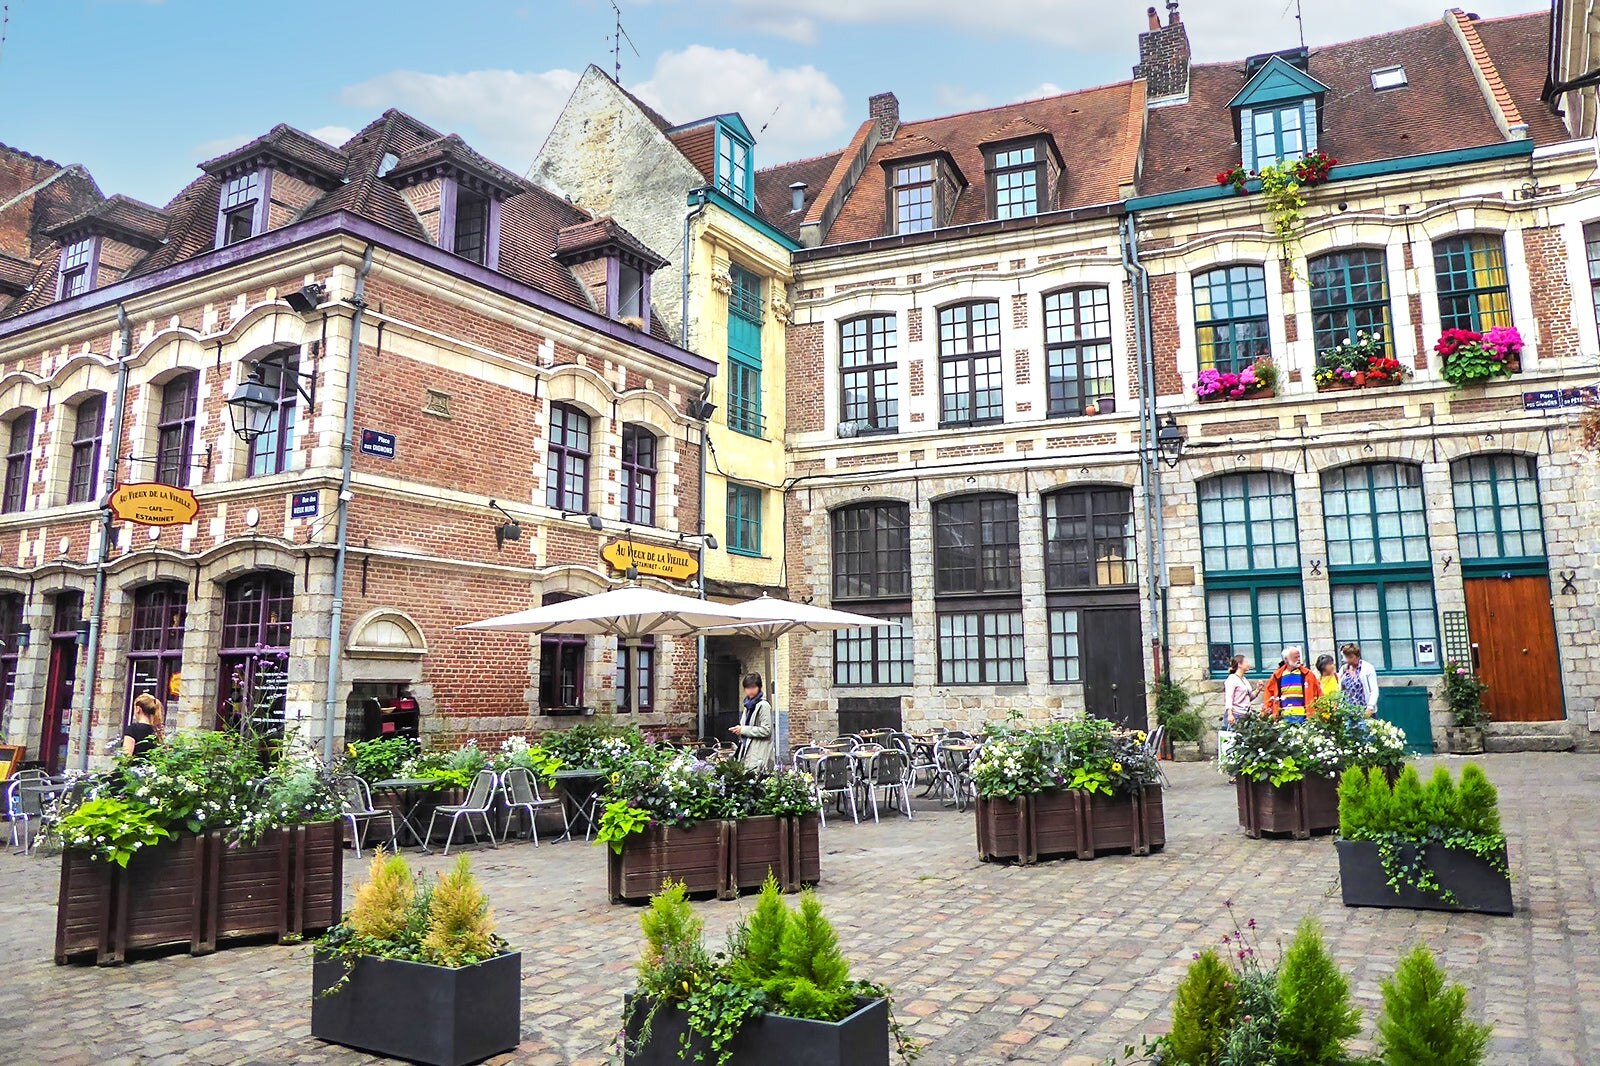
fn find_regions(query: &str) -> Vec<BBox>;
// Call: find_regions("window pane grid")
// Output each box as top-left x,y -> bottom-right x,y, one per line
3,413 -> 34,513
1332,580 -> 1438,672
68,395 -> 104,504
991,144 -> 1041,220
1451,453 -> 1544,561
620,425 -> 658,526
833,617 -> 912,686
1322,462 -> 1429,567
1048,608 -> 1081,683
1043,287 -> 1113,416
1309,250 -> 1392,353
1193,265 -> 1271,374
545,403 -> 591,512
839,315 -> 898,431
938,302 -> 1002,426
1044,487 -> 1136,589
894,163 -> 935,233
1434,234 -> 1513,333
727,483 -> 762,555
933,494 -> 1020,595
832,503 -> 912,600
156,372 -> 198,488
938,610 -> 1024,684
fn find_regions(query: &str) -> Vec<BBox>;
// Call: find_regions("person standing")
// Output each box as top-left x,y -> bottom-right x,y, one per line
1315,654 -> 1342,704
1339,643 -> 1379,718
1263,646 -> 1321,723
122,693 -> 165,760
1219,654 -> 1256,769
730,673 -> 775,770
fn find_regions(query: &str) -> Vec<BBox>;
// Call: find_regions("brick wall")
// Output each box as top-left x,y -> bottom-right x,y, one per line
786,320 -> 824,433
1524,226 -> 1579,360
1148,272 -> 1183,395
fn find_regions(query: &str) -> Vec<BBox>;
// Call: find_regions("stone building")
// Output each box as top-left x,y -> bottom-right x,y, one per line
0,112 -> 711,772
533,69 -> 801,734
777,4 -> 1600,752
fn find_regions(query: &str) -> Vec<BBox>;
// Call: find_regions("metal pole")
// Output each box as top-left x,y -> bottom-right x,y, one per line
320,245 -> 375,763
683,191 -> 711,739
1121,217 -> 1164,681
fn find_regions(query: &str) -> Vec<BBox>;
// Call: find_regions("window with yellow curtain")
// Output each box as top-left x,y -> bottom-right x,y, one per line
1433,234 -> 1512,333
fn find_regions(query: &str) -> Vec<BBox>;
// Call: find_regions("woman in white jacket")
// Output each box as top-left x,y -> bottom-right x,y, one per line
1339,643 -> 1379,717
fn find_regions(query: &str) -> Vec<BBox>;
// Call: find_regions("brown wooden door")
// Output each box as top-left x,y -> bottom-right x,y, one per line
41,637 -> 77,775
1464,575 -> 1563,722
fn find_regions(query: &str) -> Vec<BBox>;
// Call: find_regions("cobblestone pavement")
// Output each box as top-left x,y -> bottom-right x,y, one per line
2,752 -> 1597,1066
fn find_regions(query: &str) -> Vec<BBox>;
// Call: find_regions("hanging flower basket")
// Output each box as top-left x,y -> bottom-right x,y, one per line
1196,357 -> 1279,403
1436,327 -> 1523,386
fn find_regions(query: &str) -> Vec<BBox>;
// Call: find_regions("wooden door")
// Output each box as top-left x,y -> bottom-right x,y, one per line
41,637 -> 77,775
1082,607 -> 1147,730
1464,575 -> 1563,722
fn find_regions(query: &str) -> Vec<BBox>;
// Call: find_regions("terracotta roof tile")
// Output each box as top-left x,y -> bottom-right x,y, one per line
46,194 -> 170,247
0,250 -> 37,294
754,150 -> 845,239
198,123 -> 349,185
554,215 -> 666,266
387,133 -> 528,194
667,124 -> 716,183
802,120 -> 875,229
1472,11 -> 1573,144
1450,9 -> 1525,131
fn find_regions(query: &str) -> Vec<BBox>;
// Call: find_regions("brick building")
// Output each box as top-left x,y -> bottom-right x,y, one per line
0,111 -> 712,772
775,4 -> 1600,752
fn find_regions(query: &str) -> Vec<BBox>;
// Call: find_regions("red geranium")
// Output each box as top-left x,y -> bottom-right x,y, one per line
1434,328 -> 1483,360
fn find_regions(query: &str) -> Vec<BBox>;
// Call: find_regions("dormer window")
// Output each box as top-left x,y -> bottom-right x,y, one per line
716,124 -> 754,208
452,188 -> 490,264
218,172 -> 266,246
616,261 -> 645,321
988,143 -> 1043,219
1251,105 -> 1305,168
1229,54 -> 1328,173
552,216 -> 665,332
57,238 -> 97,299
893,162 -> 936,233
885,145 -> 964,235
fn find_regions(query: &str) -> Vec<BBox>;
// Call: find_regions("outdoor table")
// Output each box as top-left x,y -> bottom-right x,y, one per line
12,779 -> 72,855
553,769 -> 606,841
371,778 -> 438,854
935,743 -> 979,810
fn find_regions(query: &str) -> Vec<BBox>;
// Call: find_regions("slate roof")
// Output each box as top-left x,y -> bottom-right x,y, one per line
198,123 -> 350,185
46,194 -> 170,247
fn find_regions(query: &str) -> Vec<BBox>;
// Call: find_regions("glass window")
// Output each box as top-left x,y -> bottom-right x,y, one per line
1205,585 -> 1308,675
834,617 -> 912,686
1043,287 -> 1113,417
1194,265 -> 1271,374
453,190 -> 490,264
1451,454 -> 1544,561
1198,472 -> 1305,674
1043,487 -> 1135,588
933,494 -> 1020,595
1309,250 -> 1392,353
545,403 -> 591,512
938,610 -> 1024,685
127,584 -> 186,724
727,483 -> 762,555
893,162 -> 936,234
1585,222 -> 1600,335
620,425 -> 657,527
839,315 -> 898,432
156,372 -> 199,488
616,262 -> 645,321
1322,462 -> 1429,567
727,266 -> 764,437
219,172 -> 261,246
989,142 -> 1042,220
1252,104 -> 1305,167
247,353 -> 300,478
717,130 -> 752,207
1048,608 -> 1081,683
0,593 -> 22,714
616,637 -> 654,712
3,412 -> 34,514
938,302 -> 1003,426
1332,581 -> 1439,673
218,572 -> 293,734
68,394 -> 104,504
539,594 -> 585,710
831,502 -> 911,600
59,238 -> 95,298
1434,234 -> 1512,333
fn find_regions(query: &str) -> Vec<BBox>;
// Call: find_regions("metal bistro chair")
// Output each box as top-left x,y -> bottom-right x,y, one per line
933,741 -> 977,812
499,767 -> 567,846
864,748 -> 913,823
5,770 -> 49,854
1143,725 -> 1171,788
425,770 -> 500,856
335,775 -> 397,858
813,753 -> 858,827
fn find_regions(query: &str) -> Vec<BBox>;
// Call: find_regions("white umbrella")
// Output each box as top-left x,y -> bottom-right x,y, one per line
457,585 -> 767,639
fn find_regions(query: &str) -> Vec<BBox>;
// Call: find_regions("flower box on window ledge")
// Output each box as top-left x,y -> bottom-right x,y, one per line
1314,332 -> 1411,392
1435,326 -> 1523,387
1196,357 -> 1278,404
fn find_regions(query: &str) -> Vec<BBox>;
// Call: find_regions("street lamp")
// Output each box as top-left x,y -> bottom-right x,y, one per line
1156,414 -> 1186,469
226,375 -> 280,443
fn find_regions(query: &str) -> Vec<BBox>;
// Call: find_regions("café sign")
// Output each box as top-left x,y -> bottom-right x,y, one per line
601,539 -> 699,581
110,482 -> 200,527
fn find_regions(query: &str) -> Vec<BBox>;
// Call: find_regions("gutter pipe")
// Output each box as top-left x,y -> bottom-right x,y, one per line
1120,216 -> 1169,688
683,190 -> 712,739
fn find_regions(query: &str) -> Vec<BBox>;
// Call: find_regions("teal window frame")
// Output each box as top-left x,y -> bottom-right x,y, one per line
1251,104 -> 1306,168
1198,472 -> 1306,678
1193,264 -> 1271,375
1434,234 -> 1513,333
716,125 -> 754,209
726,265 -> 764,437
1322,461 -> 1439,675
1308,249 -> 1392,354
1450,453 -> 1546,568
726,482 -> 763,556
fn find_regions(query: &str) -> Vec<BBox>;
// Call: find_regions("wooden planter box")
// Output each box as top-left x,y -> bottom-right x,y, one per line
623,994 -> 889,1066
975,788 -> 1165,865
1236,774 -> 1340,840
607,816 -> 820,904
1335,840 -> 1513,916
1198,386 -> 1276,404
55,822 -> 343,965
312,950 -> 522,1066
1316,375 -> 1405,393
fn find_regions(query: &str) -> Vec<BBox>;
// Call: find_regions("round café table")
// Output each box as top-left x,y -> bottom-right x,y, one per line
552,769 -> 607,842
370,778 -> 439,853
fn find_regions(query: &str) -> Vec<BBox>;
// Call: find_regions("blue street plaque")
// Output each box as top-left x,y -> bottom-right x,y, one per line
359,428 -> 397,459
1522,386 -> 1598,411
290,491 -> 319,519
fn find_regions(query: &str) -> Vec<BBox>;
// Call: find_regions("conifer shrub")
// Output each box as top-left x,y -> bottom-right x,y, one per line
1272,918 -> 1361,1066
1421,766 -> 1459,828
1337,766 -> 1371,838
1377,944 -> 1492,1066
347,848 -> 414,943
1390,765 -> 1428,838
1166,949 -> 1238,1066
1456,764 -> 1501,837
774,889 -> 855,1020
421,855 -> 497,967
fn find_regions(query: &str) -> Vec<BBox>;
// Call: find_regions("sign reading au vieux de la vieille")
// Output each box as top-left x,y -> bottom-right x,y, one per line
600,539 -> 699,581
109,482 -> 200,527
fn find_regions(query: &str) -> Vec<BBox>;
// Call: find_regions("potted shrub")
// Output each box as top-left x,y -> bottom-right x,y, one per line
971,714 -> 1164,864
312,850 -> 521,1066
1334,763 -> 1513,915
620,877 -> 917,1066
1152,676 -> 1204,761
1436,326 -> 1523,385
1441,661 -> 1489,754
1106,905 -> 1491,1064
1221,696 -> 1407,839
1314,331 -> 1410,391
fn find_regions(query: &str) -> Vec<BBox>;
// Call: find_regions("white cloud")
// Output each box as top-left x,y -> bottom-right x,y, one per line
308,125 -> 357,148
935,85 -> 991,112
1014,83 -> 1066,103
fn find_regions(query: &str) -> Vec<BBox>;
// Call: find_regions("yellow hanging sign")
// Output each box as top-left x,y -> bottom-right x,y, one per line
601,539 -> 699,581
109,482 -> 200,527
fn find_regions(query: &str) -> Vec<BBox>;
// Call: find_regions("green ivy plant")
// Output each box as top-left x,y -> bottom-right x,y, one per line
597,800 -> 653,854
1256,161 -> 1308,263
53,796 -> 170,866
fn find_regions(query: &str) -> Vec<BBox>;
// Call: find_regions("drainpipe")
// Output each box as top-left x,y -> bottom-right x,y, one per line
76,304 -> 134,769
320,244 -> 375,763
1120,216 -> 1169,684
683,191 -> 711,739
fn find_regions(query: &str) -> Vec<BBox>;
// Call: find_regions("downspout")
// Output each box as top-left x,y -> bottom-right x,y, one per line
1120,215 -> 1169,684
320,244 -> 376,763
684,190 -> 711,739
77,304 -> 134,769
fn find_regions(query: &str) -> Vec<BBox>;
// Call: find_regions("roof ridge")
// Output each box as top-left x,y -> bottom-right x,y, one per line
897,77 -> 1136,130
756,148 -> 844,175
1447,7 -> 1527,136
0,142 -> 66,169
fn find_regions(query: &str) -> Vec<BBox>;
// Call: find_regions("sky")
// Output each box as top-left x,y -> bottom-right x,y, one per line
0,0 -> 1543,207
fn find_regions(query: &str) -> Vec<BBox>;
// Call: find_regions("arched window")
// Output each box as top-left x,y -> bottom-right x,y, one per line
831,502 -> 912,686
620,425 -> 658,526
933,493 -> 1022,684
546,403 -> 591,512
1451,454 -> 1544,562
1193,265 -> 1270,375
937,302 -> 1003,427
1434,234 -> 1512,333
1043,287 -> 1114,417
218,573 -> 293,733
156,371 -> 199,488
839,314 -> 898,433
3,412 -> 34,513
128,584 -> 187,724
67,394 -> 105,504
1322,462 -> 1437,672
1309,250 -> 1392,353
1198,472 -> 1305,675
1043,487 -> 1135,590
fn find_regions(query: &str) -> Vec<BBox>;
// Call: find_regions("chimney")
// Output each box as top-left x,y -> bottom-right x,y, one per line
1133,1 -> 1192,101
789,182 -> 807,213
869,92 -> 900,142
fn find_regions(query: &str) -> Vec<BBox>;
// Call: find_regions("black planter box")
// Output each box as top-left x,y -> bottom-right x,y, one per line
312,950 -> 522,1065
1335,840 -> 1513,916
624,994 -> 889,1066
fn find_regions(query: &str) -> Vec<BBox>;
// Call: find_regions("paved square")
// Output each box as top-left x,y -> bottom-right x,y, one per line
2,753 -> 1596,1065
